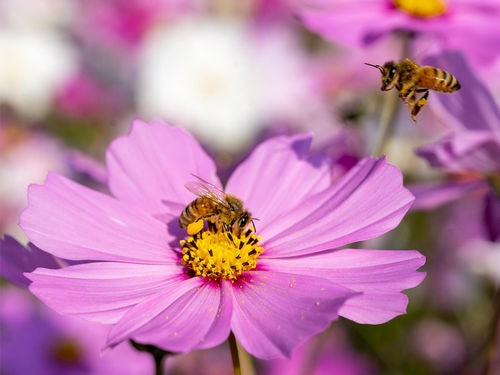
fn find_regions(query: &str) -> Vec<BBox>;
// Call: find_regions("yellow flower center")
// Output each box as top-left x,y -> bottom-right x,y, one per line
393,0 -> 447,18
50,338 -> 82,365
181,222 -> 264,282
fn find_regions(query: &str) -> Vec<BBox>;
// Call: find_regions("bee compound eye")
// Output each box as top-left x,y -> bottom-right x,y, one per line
239,215 -> 248,228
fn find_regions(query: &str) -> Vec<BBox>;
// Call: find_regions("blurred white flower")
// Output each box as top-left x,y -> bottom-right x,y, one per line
0,0 -> 75,31
460,240 -> 500,285
137,17 -> 265,151
137,16 -> 331,151
0,30 -> 77,119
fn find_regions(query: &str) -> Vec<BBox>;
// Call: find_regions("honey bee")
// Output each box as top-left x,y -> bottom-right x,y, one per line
179,176 -> 252,237
365,58 -> 461,121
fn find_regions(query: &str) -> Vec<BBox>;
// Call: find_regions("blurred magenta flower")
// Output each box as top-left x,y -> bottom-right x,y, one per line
296,0 -> 500,65
264,328 -> 376,375
74,0 -> 192,51
22,120 -> 425,359
0,285 -> 153,375
0,235 -> 59,287
414,51 -> 500,241
54,70 -> 129,119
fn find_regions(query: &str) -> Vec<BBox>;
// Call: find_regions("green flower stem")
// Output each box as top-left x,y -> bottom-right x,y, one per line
129,339 -> 171,375
229,332 -> 242,375
482,287 -> 500,375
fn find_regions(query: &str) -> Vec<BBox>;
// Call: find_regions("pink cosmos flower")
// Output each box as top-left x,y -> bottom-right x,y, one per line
22,120 -> 425,359
296,0 -> 500,66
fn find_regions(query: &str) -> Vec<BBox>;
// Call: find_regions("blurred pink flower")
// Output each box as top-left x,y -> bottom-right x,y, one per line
75,0 -> 192,51
0,285 -> 153,375
0,126 -> 69,240
414,51 -> 500,241
0,235 -> 59,287
296,0 -> 500,65
264,328 -> 376,375
22,120 -> 424,359
410,318 -> 467,372
54,70 -> 127,118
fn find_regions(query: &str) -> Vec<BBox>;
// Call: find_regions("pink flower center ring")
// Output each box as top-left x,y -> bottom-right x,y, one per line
393,0 -> 447,18
181,220 -> 264,282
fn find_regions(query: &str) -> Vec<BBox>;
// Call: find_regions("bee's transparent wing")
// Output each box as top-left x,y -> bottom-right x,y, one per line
184,175 -> 228,207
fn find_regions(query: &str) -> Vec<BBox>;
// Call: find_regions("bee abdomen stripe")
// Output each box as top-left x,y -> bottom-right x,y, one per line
450,75 -> 460,90
444,71 -> 453,85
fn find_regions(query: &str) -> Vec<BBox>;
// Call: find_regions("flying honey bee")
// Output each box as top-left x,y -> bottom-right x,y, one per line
179,176 -> 253,237
365,58 -> 461,121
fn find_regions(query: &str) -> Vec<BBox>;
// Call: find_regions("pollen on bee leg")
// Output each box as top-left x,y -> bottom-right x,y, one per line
180,225 -> 264,282
186,219 -> 205,235
417,98 -> 427,106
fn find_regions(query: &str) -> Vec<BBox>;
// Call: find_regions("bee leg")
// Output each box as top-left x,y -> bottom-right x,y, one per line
406,92 -> 418,122
411,90 -> 429,121
399,84 -> 416,104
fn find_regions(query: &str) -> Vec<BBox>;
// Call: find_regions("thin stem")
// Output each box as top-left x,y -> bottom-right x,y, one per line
371,91 -> 401,156
371,31 -> 414,156
482,288 -> 500,375
229,332 -> 242,375
129,339 -> 171,375
444,286 -> 500,375
154,354 -> 166,375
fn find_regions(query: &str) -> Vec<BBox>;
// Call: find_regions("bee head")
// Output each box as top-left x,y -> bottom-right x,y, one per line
365,61 -> 399,91
231,211 -> 253,237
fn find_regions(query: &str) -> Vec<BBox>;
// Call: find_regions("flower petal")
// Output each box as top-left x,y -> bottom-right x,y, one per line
27,262 -> 183,324
297,1 -> 401,47
107,279 -> 232,352
410,180 -> 488,210
229,270 -> 356,359
226,133 -> 331,225
67,150 -> 108,186
417,130 -> 500,174
260,157 -> 414,257
261,249 -> 426,324
20,173 -> 174,263
106,120 -> 220,215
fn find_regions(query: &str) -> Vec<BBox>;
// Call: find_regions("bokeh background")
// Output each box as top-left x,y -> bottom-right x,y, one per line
1,1 -> 499,374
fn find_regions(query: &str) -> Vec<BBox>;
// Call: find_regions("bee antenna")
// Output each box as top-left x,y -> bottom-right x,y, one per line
364,62 -> 384,73
251,218 -> 259,232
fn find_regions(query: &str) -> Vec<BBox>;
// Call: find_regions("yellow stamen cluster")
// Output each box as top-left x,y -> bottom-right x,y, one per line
181,224 -> 264,282
393,0 -> 447,18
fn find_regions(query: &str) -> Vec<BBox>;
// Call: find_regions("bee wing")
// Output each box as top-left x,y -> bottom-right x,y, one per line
184,176 -> 229,207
